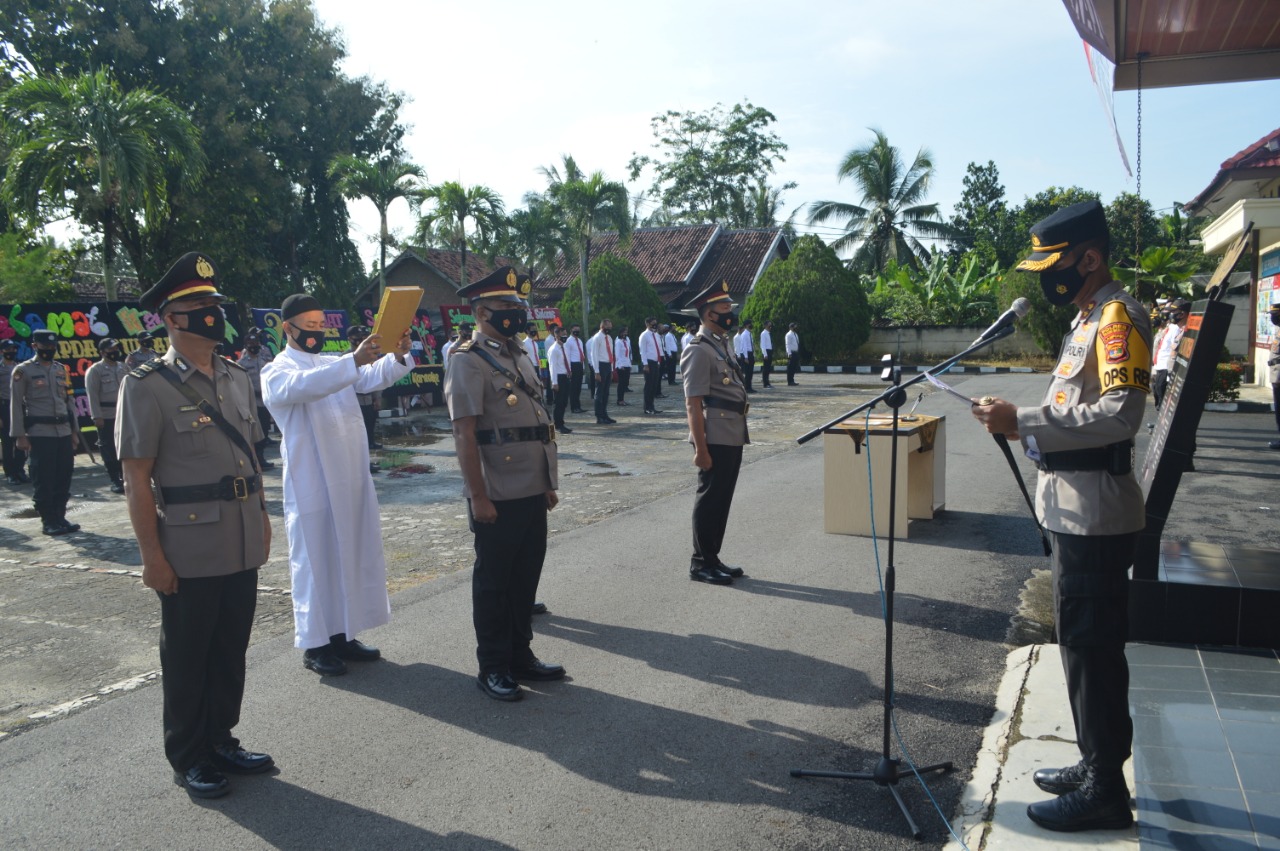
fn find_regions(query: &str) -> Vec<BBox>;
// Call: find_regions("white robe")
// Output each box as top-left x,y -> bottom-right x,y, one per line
261,347 -> 414,648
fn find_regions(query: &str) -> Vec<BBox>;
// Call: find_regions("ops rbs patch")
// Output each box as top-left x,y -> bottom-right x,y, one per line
1095,301 -> 1151,395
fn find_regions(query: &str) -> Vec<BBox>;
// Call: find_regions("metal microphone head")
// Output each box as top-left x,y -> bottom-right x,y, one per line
1012,297 -> 1030,318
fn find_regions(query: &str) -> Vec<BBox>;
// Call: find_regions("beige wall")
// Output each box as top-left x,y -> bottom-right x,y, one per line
854,326 -> 1043,363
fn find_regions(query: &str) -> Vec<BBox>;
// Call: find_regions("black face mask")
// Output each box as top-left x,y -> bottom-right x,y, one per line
2,351 -> 14,360
488,308 -> 528,338
106,350 -> 125,362
712,312 -> 738,332
140,338 -> 154,349
36,347 -> 56,361
171,305 -> 227,342
247,343 -> 261,354
289,325 -> 327,354
1039,256 -> 1087,306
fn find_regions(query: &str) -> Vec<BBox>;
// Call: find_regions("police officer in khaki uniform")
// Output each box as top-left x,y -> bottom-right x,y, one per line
126,329 -> 160,369
444,267 -> 564,702
116,252 -> 273,799
1268,303 -> 1280,451
85,337 -> 128,493
10,329 -> 81,534
1,338 -> 30,484
973,201 -> 1150,833
236,327 -> 276,470
681,280 -> 750,585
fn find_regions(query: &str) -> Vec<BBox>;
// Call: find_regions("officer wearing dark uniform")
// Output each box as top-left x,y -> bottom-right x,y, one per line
85,337 -> 128,493
126,329 -> 160,369
1268,303 -> 1280,451
681,281 -> 750,585
1,339 -> 29,484
346,325 -> 382,450
10,329 -> 81,535
444,267 -> 564,702
117,252 -> 273,799
973,201 -> 1150,833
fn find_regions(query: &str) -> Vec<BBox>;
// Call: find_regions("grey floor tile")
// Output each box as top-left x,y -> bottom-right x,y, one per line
1136,782 -> 1254,835
1235,752 -> 1280,794
1199,649 -> 1280,673
1217,693 -> 1280,724
1135,746 -> 1241,789
1223,720 -> 1280,756
1133,665 -> 1213,692
1133,688 -> 1220,719
1134,715 -> 1228,752
1209,670 -> 1280,697
1129,644 -> 1203,667
1138,825 -> 1263,849
1244,790 -> 1280,842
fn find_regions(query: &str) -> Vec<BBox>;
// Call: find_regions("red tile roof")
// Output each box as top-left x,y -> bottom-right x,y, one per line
537,225 -> 720,301
385,247 -> 514,288
1184,126 -> 1280,212
687,228 -> 789,301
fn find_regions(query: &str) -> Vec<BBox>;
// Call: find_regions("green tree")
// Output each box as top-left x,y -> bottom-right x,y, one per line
1011,186 -> 1100,241
1,0 -> 404,303
328,154 -> 424,301
0,68 -> 204,300
996,268 -> 1075,356
1112,245 -> 1196,303
0,232 -> 75,301
542,158 -> 632,330
628,101 -> 790,226
949,161 -> 1019,269
1106,191 -> 1161,268
557,253 -> 666,339
414,181 -> 506,288
741,234 -> 870,362
808,128 -> 958,274
501,199 -> 567,283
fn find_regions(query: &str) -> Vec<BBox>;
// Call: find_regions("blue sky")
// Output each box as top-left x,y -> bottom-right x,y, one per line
310,0 -> 1280,264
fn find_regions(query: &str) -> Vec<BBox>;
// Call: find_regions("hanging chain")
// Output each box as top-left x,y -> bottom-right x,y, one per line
1134,53 -> 1146,295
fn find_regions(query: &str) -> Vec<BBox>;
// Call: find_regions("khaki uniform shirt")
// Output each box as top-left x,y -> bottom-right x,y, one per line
236,349 -> 273,402
1269,334 -> 1279,386
126,346 -> 159,370
0,358 -> 17,403
681,330 -> 750,447
85,359 -> 127,420
444,332 -> 557,501
1016,281 -> 1152,536
116,348 -> 267,578
9,358 -> 77,438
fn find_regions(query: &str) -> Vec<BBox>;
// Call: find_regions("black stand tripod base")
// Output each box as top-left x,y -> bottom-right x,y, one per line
790,757 -> 954,839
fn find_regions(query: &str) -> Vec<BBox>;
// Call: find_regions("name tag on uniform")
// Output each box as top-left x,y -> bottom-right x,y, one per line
178,404 -> 198,412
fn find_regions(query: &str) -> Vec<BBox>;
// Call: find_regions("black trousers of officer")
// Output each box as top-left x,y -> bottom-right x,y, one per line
586,363 -> 596,398
470,494 -> 546,674
552,377 -> 570,427
593,360 -> 612,420
787,353 -> 800,384
616,367 -> 631,404
691,443 -> 743,571
158,567 -> 258,772
256,403 -> 274,436
741,353 -> 755,391
1273,382 -> 1280,434
643,360 -> 661,411
569,361 -> 584,411
28,435 -> 73,523
98,416 -> 121,485
1051,529 -> 1137,779
760,351 -> 773,386
665,351 -> 677,384
0,405 -> 26,478
359,403 -> 378,447
1152,369 -> 1169,407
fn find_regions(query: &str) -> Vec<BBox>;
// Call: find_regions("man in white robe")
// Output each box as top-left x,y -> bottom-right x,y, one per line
262,294 -> 414,676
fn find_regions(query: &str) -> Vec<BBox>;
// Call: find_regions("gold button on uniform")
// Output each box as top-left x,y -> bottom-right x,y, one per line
188,513 -> 197,521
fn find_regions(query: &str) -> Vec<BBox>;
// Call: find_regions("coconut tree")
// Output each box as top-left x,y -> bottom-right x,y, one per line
807,128 -> 958,274
544,162 -> 632,330
502,198 -> 568,284
0,69 -> 205,300
327,154 -> 425,301
414,181 -> 505,287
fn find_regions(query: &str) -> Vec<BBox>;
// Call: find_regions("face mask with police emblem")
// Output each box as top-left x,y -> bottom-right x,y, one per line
1039,258 -> 1087,306
487,308 -> 528,338
172,305 -> 227,342
289,325 -> 327,354
36,347 -> 56,361
712,312 -> 738,331
2,350 -> 14,360
106,350 -> 125,362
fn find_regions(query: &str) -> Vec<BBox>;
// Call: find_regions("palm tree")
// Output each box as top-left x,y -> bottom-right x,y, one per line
414,181 -> 505,287
327,154 -> 425,302
1,69 -> 205,300
544,160 -> 632,330
502,198 -> 567,284
807,128 -> 957,274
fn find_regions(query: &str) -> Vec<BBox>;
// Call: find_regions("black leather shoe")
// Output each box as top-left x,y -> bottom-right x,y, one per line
1026,786 -> 1132,832
110,481 -> 125,494
1034,762 -> 1087,795
571,408 -> 586,414
690,565 -> 733,585
302,647 -> 347,676
512,658 -> 565,681
557,424 -> 573,434
5,476 -> 22,485
477,672 -> 523,701
43,521 -> 77,536
531,601 -> 548,615
714,563 -> 745,578
605,417 -> 617,424
258,460 -> 276,471
331,638 -> 380,662
173,762 -> 230,798
210,742 -> 275,774
1269,439 -> 1280,450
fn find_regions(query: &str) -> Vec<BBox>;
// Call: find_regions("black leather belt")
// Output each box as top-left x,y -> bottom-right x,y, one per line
475,425 -> 555,445
1037,440 -> 1133,475
101,401 -> 116,408
25,415 -> 68,426
703,397 -> 749,415
161,475 -> 261,504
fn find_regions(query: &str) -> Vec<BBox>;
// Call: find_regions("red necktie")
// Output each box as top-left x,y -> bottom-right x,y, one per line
607,335 -> 615,367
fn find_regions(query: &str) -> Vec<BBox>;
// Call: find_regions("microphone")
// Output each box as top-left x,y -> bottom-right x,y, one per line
971,298 -> 1030,346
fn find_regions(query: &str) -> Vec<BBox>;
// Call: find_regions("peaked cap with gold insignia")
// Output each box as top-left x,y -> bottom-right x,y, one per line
456,266 -> 530,304
684,279 -> 737,314
1015,200 -> 1108,273
140,252 -> 225,312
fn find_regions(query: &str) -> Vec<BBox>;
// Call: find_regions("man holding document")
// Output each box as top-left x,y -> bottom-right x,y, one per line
262,293 -> 415,677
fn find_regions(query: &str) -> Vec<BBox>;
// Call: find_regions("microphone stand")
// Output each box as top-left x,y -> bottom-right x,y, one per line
790,326 -> 1016,839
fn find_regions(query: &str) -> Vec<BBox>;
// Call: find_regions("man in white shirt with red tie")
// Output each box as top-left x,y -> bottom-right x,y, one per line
566,325 -> 587,414
662,324 -> 679,386
546,325 -> 573,434
587,319 -> 617,425
614,325 -> 633,406
640,317 -> 664,415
